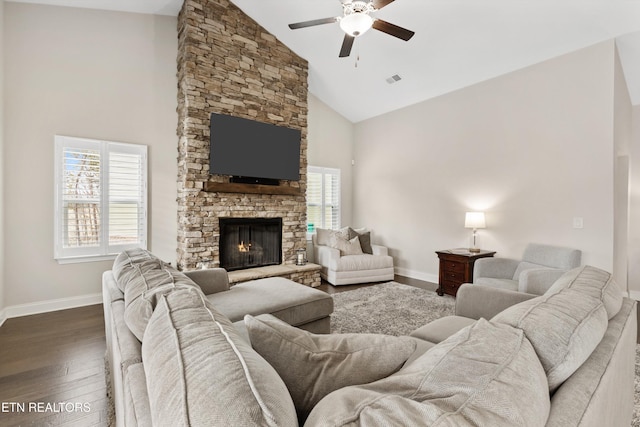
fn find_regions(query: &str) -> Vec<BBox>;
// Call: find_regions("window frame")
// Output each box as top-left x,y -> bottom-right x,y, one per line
54,135 -> 148,264
306,166 -> 341,239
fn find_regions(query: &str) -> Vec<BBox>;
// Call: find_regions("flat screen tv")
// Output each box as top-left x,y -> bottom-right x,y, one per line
209,113 -> 301,183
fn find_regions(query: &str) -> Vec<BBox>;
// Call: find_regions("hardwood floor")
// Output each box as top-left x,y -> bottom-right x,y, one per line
0,305 -> 109,426
0,275 -> 436,426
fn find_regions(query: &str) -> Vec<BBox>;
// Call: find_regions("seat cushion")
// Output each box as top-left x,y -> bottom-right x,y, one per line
305,319 -> 550,427
512,261 -> 547,280
245,314 -> 416,422
330,254 -> 393,272
207,277 -> 333,325
142,288 -> 298,427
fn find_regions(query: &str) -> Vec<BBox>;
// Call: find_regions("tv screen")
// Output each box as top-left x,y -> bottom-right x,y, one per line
209,113 -> 301,181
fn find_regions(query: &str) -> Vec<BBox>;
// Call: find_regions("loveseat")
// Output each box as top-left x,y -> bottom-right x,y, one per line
104,248 -> 636,426
312,227 -> 394,285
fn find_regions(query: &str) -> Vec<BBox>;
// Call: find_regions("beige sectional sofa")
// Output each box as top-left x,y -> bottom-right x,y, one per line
103,248 -> 333,426
104,248 -> 636,426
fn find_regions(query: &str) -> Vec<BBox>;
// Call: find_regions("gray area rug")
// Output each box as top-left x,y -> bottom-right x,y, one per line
330,281 -> 640,426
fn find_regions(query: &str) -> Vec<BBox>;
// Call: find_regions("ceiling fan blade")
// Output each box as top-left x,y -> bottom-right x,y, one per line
339,34 -> 355,58
288,17 -> 338,30
372,19 -> 415,41
372,0 -> 396,9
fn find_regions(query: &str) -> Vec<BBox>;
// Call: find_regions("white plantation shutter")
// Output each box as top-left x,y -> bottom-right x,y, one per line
55,136 -> 147,262
307,166 -> 340,234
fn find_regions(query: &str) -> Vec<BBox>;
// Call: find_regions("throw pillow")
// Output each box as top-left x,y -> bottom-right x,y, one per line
348,227 -> 373,254
316,227 -> 349,246
329,234 -> 364,256
305,319 -> 550,427
244,314 -> 416,422
142,289 -> 298,427
492,285 -> 608,392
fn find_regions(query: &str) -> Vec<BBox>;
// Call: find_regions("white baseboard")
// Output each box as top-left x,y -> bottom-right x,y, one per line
2,293 -> 102,321
394,267 -> 438,285
629,290 -> 640,301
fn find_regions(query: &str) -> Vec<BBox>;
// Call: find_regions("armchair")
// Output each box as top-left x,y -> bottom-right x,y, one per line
312,228 -> 394,286
473,243 -> 581,295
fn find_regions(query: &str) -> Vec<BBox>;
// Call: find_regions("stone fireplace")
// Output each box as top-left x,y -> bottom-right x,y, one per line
219,218 -> 282,271
176,0 -> 310,274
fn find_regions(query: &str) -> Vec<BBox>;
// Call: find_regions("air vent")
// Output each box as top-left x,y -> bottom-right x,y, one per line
386,74 -> 402,84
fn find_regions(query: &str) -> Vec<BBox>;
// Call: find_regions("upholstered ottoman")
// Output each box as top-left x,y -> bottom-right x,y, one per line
206,277 -> 334,334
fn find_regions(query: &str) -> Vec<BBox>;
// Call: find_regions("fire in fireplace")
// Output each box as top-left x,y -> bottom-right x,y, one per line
219,217 -> 282,271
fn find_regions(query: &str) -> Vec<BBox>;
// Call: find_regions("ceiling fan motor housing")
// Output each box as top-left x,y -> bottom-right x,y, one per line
340,1 -> 375,37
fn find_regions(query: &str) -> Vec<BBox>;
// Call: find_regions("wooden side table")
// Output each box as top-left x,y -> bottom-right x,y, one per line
436,249 -> 496,297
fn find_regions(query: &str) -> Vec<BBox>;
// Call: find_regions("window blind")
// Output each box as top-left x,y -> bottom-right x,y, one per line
54,136 -> 147,262
307,166 -> 340,233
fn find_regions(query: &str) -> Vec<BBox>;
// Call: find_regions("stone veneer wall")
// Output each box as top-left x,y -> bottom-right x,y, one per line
176,0 -> 309,271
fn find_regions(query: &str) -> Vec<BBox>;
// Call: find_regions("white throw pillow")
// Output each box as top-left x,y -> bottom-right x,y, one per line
329,235 -> 363,256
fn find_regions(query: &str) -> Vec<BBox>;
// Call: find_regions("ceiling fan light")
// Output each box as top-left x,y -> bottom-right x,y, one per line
339,13 -> 373,37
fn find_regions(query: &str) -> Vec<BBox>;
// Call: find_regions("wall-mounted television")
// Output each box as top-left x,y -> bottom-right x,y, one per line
209,113 -> 301,183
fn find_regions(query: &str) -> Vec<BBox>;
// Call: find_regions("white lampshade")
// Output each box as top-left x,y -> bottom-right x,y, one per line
339,13 -> 373,37
464,212 -> 486,229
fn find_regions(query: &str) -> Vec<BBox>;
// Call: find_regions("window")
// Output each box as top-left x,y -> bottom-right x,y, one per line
306,166 -> 340,235
54,135 -> 147,263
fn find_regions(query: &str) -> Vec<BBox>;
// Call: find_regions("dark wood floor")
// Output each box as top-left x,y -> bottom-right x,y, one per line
0,275 -> 434,426
0,304 -> 110,426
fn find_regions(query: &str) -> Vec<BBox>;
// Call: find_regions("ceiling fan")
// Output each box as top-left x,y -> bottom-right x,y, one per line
288,0 -> 415,58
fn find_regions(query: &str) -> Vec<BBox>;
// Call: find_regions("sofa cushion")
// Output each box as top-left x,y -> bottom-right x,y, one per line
305,319 -> 550,427
142,288 -> 297,427
330,253 -> 394,272
112,247 -> 156,291
245,314 -> 415,422
121,258 -> 200,341
545,265 -> 623,319
492,285 -> 608,392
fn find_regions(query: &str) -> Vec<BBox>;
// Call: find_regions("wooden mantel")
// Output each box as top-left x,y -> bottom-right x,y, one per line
203,181 -> 301,195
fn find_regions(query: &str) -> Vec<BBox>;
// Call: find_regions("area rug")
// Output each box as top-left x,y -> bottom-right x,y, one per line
330,281 -> 640,426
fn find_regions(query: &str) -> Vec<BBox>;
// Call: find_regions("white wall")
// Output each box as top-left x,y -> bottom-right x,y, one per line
614,45 -> 632,293
0,0 -> 5,325
353,41 -> 615,283
4,3 -> 177,313
628,106 -> 640,298
307,93 -> 354,227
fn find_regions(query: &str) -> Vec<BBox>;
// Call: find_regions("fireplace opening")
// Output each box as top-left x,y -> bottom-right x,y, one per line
219,217 -> 282,271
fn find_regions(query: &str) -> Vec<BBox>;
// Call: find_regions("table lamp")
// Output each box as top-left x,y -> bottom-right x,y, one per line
464,212 -> 486,253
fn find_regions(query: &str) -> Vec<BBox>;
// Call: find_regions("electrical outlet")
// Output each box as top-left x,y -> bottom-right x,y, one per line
573,217 -> 584,229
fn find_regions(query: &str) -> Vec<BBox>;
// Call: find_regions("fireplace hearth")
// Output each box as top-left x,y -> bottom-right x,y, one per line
219,218 -> 283,271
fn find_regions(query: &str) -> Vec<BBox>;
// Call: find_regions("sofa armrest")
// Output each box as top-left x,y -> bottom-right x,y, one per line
371,244 -> 388,256
473,257 -> 520,281
455,284 -> 537,320
314,244 -> 341,269
518,268 -> 565,295
183,268 -> 230,294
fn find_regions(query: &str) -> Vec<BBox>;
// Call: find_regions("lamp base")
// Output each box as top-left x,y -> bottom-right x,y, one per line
468,247 -> 481,253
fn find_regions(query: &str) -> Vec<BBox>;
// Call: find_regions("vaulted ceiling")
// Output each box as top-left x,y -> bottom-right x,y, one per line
9,0 -> 640,122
